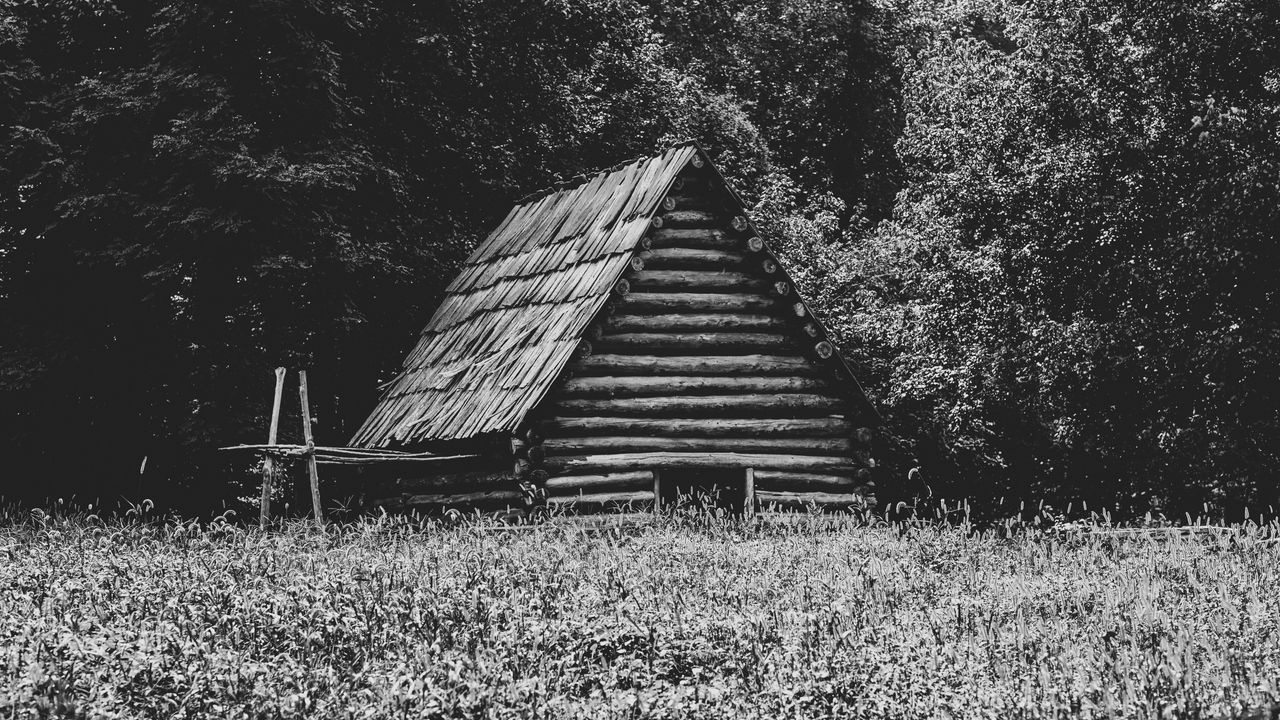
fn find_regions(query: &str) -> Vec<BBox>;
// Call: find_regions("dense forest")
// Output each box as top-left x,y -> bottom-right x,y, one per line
2,0 -> 1277,517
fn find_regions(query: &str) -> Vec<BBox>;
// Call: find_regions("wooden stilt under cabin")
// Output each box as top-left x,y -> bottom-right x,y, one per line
350,141 -> 880,515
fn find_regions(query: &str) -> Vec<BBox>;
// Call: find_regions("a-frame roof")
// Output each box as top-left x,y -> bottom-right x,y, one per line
351,141 -> 874,448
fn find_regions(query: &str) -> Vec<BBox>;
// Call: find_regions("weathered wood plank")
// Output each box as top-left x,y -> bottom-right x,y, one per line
544,436 -> 854,456
558,374 -> 827,398
574,354 -> 820,376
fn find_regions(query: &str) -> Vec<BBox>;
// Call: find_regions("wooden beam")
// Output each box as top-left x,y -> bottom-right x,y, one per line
551,394 -> 847,418
575,353 -> 820,376
544,452 -> 861,475
298,370 -> 323,526
259,367 -> 287,530
744,468 -> 756,519
541,416 -> 856,438
543,436 -> 855,456
558,375 -> 828,398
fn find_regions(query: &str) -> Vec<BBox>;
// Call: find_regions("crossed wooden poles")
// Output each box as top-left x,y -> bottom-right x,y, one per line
259,367 -> 323,528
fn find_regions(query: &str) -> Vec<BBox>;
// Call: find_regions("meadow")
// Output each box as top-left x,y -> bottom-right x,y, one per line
2,507 -> 1278,719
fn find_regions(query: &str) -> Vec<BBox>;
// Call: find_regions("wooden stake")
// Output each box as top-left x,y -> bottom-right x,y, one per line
652,470 -> 662,512
298,370 -> 324,525
744,467 -> 756,520
259,367 -> 286,529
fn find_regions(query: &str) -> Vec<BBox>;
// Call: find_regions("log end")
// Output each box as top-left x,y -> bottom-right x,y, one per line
731,215 -> 749,232
814,340 -> 834,359
746,236 -> 765,253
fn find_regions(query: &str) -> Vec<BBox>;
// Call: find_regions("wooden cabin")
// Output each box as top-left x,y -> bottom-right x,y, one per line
351,141 -> 879,514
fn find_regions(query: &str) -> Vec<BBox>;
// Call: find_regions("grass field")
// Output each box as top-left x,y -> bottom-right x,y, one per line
2,508 -> 1278,719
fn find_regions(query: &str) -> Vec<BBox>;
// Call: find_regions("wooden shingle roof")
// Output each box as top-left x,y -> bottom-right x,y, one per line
351,143 -> 700,447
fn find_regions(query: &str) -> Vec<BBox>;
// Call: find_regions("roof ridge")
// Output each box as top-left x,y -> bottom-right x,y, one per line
513,139 -> 700,206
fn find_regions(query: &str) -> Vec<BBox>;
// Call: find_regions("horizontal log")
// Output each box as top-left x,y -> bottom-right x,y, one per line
603,313 -> 784,333
368,469 -> 515,495
618,292 -> 780,313
547,491 -> 654,506
544,436 -> 854,456
660,194 -> 704,211
384,490 -> 525,508
545,452 -> 861,474
574,354 -> 820,376
751,470 -> 858,493
756,491 -> 866,511
648,228 -> 742,250
551,394 -> 847,417
659,210 -> 722,227
593,333 -> 797,353
631,270 -> 769,293
542,417 -> 855,438
558,375 -> 828,398
544,470 -> 654,493
643,248 -> 751,270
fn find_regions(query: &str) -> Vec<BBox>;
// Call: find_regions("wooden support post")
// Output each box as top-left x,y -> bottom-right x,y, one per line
744,467 -> 756,520
652,470 -> 662,512
259,367 -> 286,529
298,370 -> 324,526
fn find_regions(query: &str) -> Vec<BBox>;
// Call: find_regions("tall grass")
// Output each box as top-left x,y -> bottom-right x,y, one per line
2,507 -> 1277,718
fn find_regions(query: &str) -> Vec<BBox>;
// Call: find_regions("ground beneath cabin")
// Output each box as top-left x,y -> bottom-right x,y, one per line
2,512 -> 1278,719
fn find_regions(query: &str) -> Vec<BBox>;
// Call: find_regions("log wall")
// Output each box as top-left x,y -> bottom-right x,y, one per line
529,169 -> 875,511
